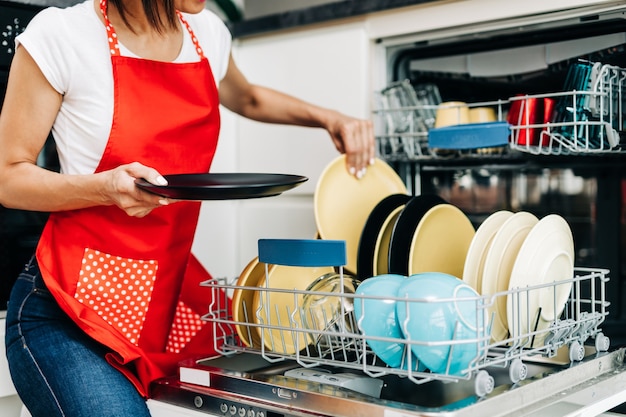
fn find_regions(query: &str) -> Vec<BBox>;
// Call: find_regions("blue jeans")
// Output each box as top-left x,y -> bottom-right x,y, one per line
5,258 -> 151,417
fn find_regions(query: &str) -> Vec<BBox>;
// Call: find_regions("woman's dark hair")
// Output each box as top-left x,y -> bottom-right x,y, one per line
109,0 -> 178,33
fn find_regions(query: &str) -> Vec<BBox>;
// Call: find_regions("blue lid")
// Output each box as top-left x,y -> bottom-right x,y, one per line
428,121 -> 511,150
258,239 -> 346,267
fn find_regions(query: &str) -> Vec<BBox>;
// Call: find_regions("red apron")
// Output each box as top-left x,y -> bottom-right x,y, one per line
36,0 -> 226,396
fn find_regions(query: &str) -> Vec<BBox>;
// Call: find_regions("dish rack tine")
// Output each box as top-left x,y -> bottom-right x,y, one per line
530,306 -> 542,347
444,322 -> 461,375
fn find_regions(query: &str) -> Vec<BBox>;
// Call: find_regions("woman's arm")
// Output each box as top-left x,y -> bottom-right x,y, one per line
0,46 -> 168,217
219,54 -> 375,178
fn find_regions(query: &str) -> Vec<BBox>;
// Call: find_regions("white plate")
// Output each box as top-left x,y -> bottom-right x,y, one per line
462,211 -> 514,293
507,215 -> 574,346
481,212 -> 539,341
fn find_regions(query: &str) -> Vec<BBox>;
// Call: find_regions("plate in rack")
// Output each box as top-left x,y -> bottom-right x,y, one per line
507,215 -> 574,346
481,211 -> 538,342
462,210 -> 514,293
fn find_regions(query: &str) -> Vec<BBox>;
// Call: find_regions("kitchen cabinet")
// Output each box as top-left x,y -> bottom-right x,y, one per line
0,317 -> 24,417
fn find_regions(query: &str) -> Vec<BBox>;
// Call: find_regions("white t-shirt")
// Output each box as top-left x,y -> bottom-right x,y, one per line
16,0 -> 232,175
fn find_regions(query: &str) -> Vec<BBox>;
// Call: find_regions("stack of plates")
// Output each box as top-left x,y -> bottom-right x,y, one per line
462,211 -> 575,345
356,194 -> 411,280
479,211 -> 539,341
358,194 -> 475,280
233,258 -> 346,354
231,257 -> 273,348
251,264 -> 335,354
507,215 -> 574,346
316,156 -> 474,282
398,201 -> 475,278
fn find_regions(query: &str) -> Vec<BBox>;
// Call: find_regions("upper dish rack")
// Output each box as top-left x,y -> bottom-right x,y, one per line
200,239 -> 611,398
373,62 -> 626,160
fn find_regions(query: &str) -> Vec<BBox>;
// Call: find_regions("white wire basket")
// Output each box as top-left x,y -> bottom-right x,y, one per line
201,239 -> 611,397
373,63 -> 626,160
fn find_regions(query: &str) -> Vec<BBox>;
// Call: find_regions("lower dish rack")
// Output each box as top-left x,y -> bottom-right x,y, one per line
200,239 -> 611,397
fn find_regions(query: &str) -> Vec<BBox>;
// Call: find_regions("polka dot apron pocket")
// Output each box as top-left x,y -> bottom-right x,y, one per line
165,300 -> 206,354
75,248 -> 158,345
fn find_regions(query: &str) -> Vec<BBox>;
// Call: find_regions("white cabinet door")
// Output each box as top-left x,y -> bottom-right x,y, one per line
0,317 -> 23,417
0,318 -> 17,397
234,22 -> 371,194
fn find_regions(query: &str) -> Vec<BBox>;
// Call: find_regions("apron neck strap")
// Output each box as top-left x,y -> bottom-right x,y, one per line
98,0 -> 206,60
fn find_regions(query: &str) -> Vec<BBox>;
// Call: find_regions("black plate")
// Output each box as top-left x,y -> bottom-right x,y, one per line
356,193 -> 411,281
387,194 -> 447,276
135,173 -> 308,200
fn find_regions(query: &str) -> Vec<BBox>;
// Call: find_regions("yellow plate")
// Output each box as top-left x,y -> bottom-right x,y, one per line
252,264 -> 335,354
481,211 -> 538,341
373,206 -> 404,276
232,257 -> 275,348
314,155 -> 408,274
462,211 -> 514,292
407,204 -> 475,278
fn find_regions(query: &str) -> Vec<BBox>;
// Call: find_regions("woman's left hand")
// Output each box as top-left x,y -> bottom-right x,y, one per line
325,111 -> 376,179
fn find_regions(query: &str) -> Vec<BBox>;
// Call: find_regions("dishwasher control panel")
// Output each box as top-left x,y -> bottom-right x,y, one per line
150,379 -> 282,417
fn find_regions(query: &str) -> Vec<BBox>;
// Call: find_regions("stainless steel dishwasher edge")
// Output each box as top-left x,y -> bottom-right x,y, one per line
148,348 -> 626,417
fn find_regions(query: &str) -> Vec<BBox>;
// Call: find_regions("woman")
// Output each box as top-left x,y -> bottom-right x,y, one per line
0,0 -> 375,415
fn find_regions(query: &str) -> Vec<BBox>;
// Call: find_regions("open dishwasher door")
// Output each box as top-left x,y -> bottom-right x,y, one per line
149,348 -> 626,417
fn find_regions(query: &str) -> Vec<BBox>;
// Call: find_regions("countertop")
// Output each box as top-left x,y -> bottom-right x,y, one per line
0,0 -> 79,9
229,0 -> 441,38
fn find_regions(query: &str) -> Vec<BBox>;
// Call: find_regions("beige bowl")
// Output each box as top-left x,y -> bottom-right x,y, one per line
435,101 -> 470,128
469,107 -> 497,123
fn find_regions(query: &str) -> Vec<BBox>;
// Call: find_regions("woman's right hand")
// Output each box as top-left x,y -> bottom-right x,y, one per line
101,162 -> 173,218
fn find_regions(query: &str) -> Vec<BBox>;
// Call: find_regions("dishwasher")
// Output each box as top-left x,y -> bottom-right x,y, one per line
149,3 -> 626,415
149,239 -> 626,417
369,0 -> 626,350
